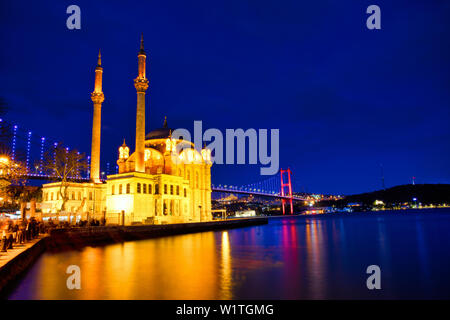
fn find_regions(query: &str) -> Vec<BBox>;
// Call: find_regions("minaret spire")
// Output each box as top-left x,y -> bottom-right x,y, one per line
90,50 -> 105,183
139,33 -> 145,54
134,34 -> 149,173
97,49 -> 102,66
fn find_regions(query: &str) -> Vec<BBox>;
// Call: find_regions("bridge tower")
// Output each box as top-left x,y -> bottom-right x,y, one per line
280,168 -> 293,214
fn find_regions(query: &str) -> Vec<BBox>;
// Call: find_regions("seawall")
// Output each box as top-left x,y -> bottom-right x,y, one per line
47,217 -> 268,250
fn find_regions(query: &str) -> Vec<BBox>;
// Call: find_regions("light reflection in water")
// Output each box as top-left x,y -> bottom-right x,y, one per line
220,231 -> 232,299
10,232 -> 223,299
7,210 -> 450,300
305,218 -> 326,299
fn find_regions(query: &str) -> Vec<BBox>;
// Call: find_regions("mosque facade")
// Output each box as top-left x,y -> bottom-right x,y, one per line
41,36 -> 212,225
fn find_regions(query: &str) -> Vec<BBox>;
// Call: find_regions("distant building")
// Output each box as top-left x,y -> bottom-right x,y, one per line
235,210 -> 256,217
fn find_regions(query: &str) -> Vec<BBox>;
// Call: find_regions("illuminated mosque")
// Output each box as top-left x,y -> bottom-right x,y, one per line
42,35 -> 213,225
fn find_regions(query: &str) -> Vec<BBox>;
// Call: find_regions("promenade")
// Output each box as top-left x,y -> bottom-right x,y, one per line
0,236 -> 46,269
0,234 -> 48,295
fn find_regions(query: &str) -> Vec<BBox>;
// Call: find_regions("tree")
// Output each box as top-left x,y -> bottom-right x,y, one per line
43,142 -> 88,212
0,156 -> 28,202
5,185 -> 41,218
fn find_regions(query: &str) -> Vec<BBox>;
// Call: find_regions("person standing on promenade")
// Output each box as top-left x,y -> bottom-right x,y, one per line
0,221 -> 9,252
6,219 -> 14,249
18,218 -> 26,244
1,221 -> 8,252
12,222 -> 18,244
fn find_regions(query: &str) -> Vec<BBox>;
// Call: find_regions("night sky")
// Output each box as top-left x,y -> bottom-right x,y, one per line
1,0 -> 449,195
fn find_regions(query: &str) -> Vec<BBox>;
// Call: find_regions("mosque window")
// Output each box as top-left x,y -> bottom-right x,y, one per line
119,184 -> 122,194
72,192 -> 75,200
155,184 -> 159,194
143,184 -> 147,194
51,193 -> 54,201
44,193 -> 48,201
126,183 -> 131,194
149,184 -> 152,194
176,186 -> 179,195
170,185 -> 173,195
89,192 -> 93,200
56,193 -> 59,200
164,184 -> 167,194
112,185 -> 115,195
137,183 -> 141,193
184,189 -> 187,197
78,192 -> 82,200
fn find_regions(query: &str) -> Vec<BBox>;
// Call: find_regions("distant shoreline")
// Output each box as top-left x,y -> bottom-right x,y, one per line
264,206 -> 450,218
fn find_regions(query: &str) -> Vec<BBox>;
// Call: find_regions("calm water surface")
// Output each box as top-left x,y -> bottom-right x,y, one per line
8,209 -> 450,299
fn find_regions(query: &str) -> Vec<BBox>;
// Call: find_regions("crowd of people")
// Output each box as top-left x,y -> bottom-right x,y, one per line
0,217 -> 44,253
0,216 -> 107,253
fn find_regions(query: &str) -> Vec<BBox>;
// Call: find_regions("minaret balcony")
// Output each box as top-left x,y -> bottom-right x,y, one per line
134,78 -> 149,92
91,92 -> 105,104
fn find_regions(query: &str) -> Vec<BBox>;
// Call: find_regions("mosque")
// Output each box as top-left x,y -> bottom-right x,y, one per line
41,36 -> 213,225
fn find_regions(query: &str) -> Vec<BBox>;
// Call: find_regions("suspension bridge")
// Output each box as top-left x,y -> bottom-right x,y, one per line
0,119 -> 304,214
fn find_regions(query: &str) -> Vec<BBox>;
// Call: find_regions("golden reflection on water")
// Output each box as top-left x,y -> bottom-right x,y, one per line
20,232 -> 235,300
219,231 -> 232,299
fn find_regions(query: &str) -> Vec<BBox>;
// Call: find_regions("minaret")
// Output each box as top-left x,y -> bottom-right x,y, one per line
90,50 -> 104,183
134,33 -> 149,172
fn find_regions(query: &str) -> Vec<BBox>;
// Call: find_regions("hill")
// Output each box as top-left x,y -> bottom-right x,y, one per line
318,184 -> 450,207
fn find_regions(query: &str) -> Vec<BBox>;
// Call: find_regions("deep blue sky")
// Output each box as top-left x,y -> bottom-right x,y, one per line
1,1 -> 449,195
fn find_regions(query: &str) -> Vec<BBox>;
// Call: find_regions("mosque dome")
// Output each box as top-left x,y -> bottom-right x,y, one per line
145,116 -> 172,140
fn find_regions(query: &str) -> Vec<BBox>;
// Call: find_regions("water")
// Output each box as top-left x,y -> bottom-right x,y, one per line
7,209 -> 450,299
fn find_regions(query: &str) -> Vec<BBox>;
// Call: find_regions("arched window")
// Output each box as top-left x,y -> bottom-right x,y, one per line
137,183 -> 141,193
112,185 -> 115,195
72,192 -> 75,200
176,186 -> 180,195
50,193 -> 54,201
155,183 -> 159,194
195,171 -> 199,188
184,188 -> 187,197
89,192 -> 93,200
126,183 -> 131,194
44,192 -> 48,201
164,184 -> 167,194
149,184 -> 153,194
56,193 -> 59,200
143,184 -> 147,194
78,192 -> 81,200
119,184 -> 122,194
170,185 -> 173,195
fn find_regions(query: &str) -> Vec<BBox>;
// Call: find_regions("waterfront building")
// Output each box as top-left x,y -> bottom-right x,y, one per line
42,35 -> 213,225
